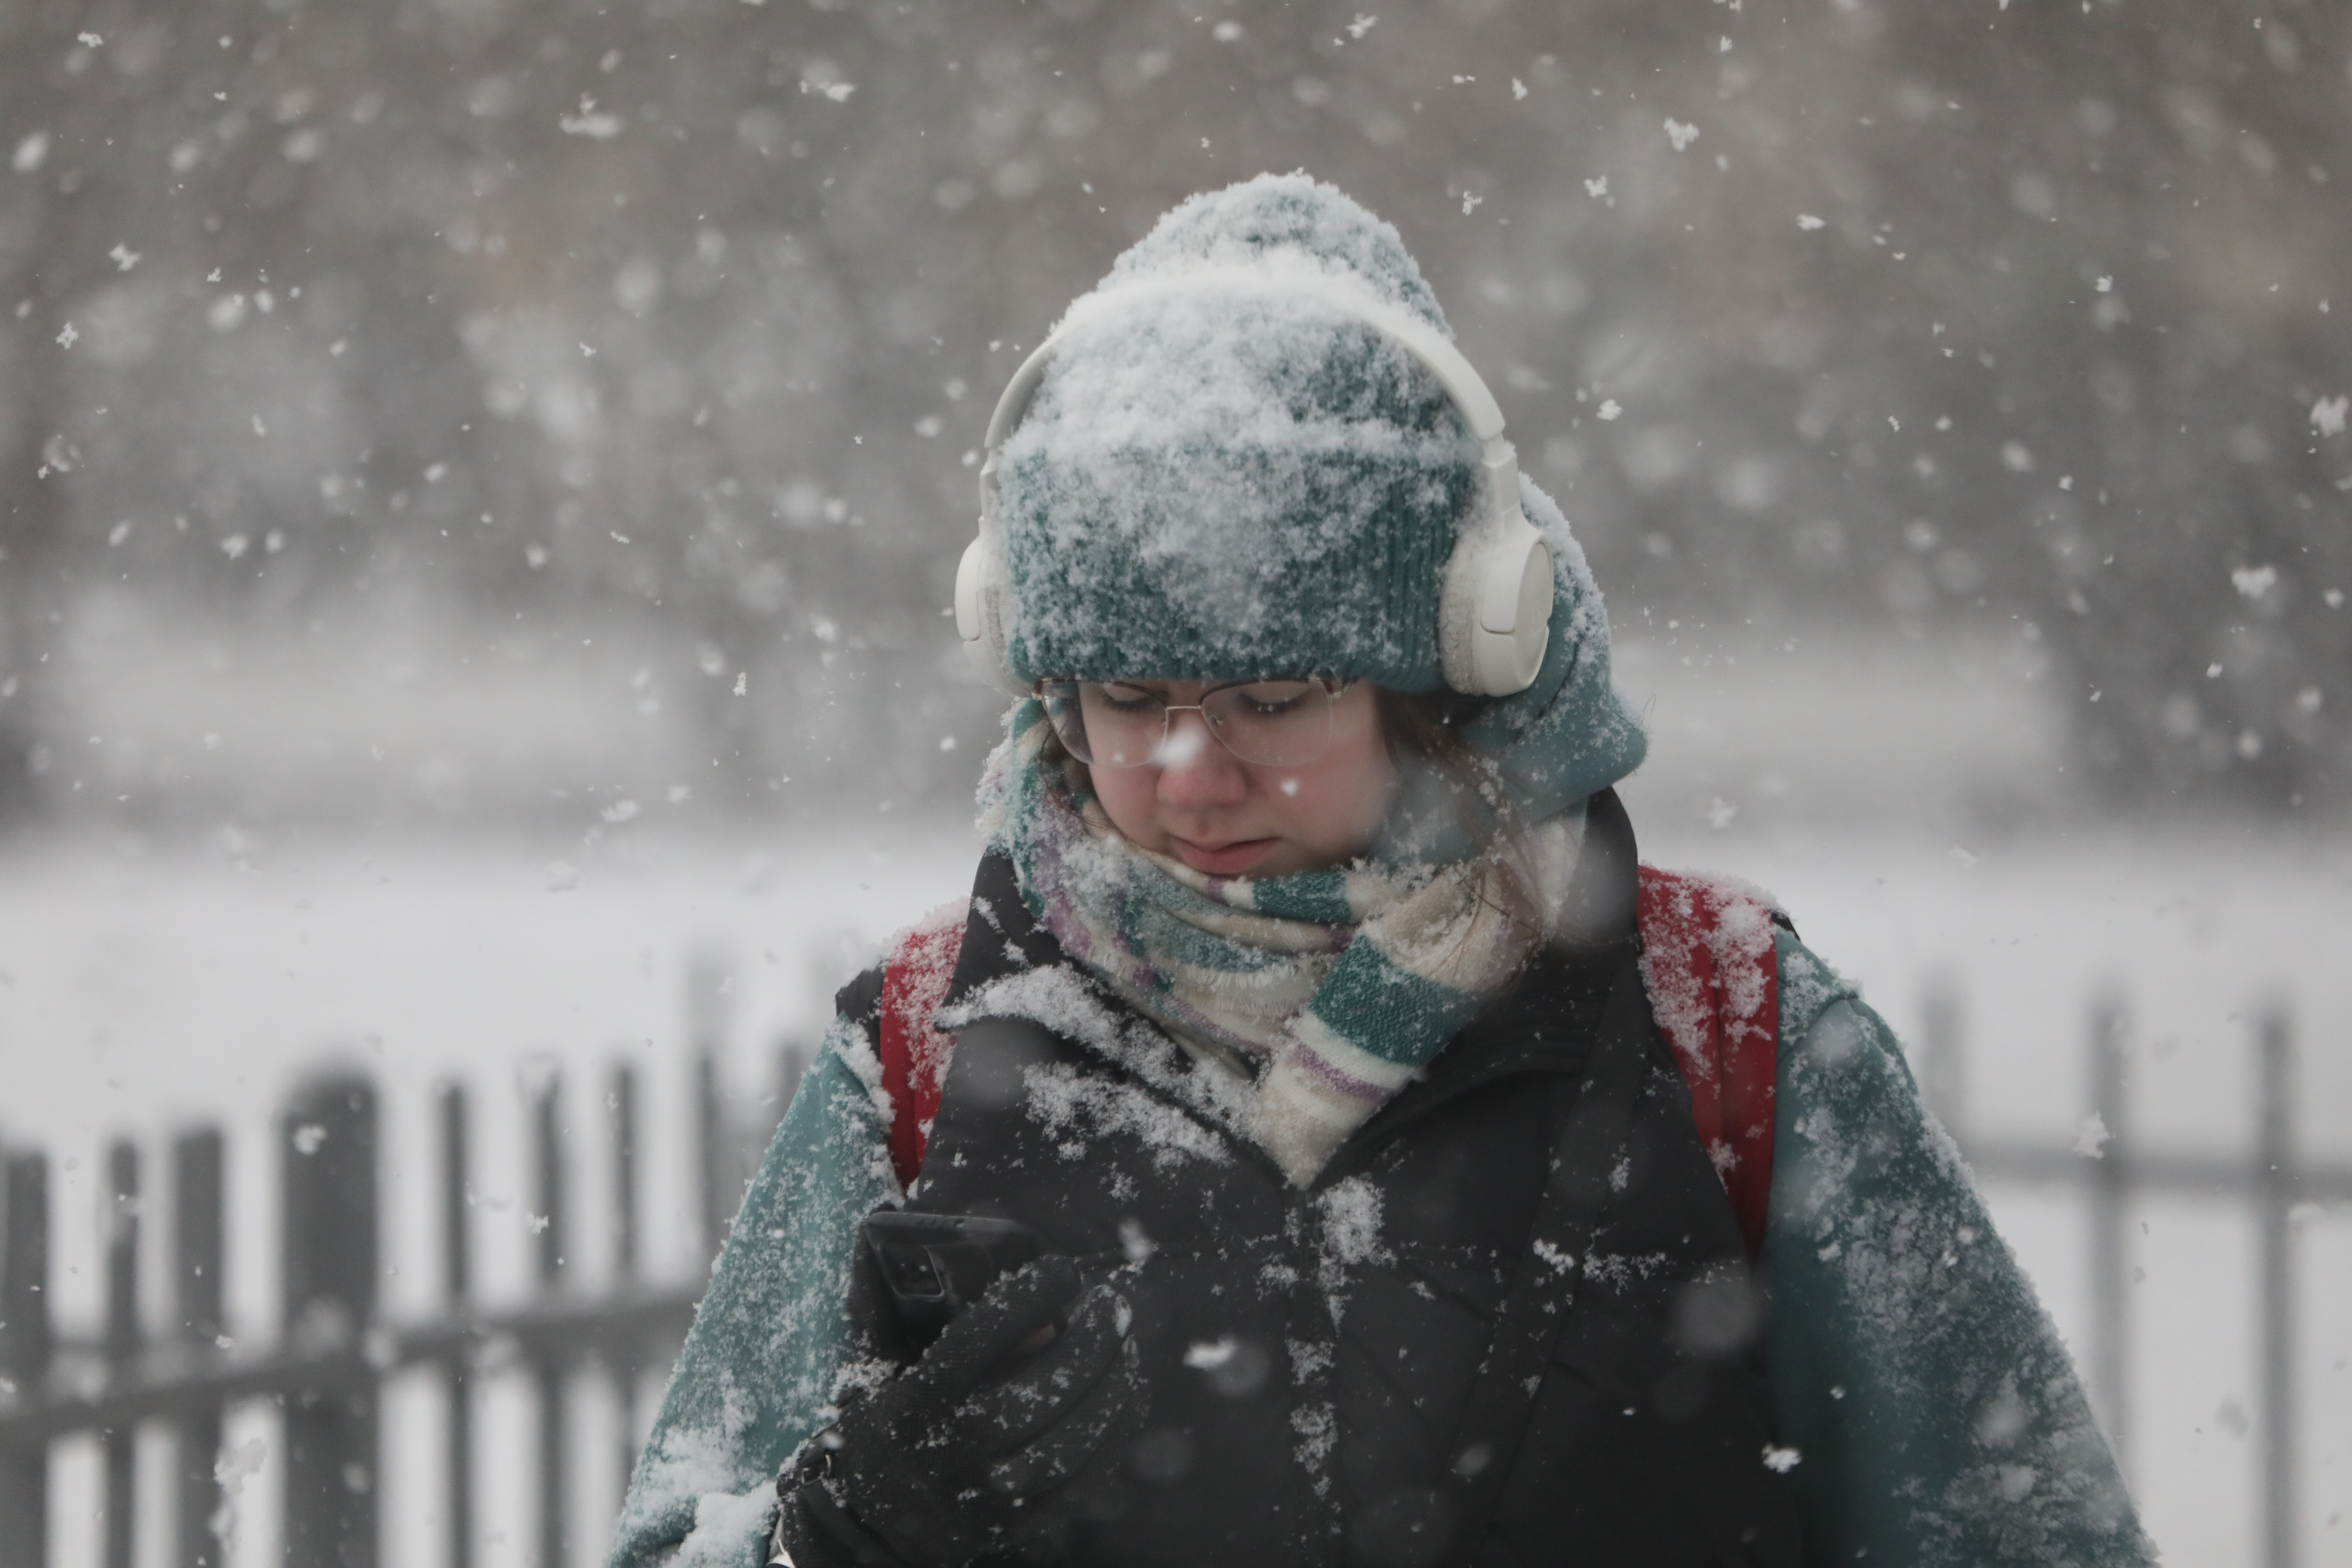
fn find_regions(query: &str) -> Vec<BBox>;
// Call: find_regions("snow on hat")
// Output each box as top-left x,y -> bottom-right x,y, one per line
993,173 -> 1646,830
997,175 -> 1471,690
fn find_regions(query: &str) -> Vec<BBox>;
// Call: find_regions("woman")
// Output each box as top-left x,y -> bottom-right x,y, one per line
610,176 -> 2150,1568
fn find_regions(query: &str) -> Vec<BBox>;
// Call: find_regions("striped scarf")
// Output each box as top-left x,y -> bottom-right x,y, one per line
980,701 -> 1583,1185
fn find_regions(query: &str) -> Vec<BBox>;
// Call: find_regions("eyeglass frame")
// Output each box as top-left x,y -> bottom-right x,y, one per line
1031,674 -> 1354,770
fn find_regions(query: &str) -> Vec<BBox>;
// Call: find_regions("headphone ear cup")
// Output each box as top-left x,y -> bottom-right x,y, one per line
1439,514 -> 1553,697
955,534 -> 1029,696
954,536 -> 992,645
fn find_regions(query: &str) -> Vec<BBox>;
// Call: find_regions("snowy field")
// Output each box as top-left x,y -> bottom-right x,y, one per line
5,814 -> 2347,1567
4,631 -> 2349,1565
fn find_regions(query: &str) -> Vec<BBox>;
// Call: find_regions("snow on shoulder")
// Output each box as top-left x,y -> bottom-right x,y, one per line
1636,865 -> 1786,1087
940,963 -> 1254,1161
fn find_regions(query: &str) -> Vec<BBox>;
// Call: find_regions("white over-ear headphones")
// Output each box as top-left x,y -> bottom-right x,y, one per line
954,268 -> 1553,699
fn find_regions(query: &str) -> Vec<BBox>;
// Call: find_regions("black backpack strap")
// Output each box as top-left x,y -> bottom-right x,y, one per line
1443,958 -> 1654,1552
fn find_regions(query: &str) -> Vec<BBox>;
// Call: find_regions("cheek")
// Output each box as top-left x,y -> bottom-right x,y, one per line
1085,765 -> 1164,848
1281,721 -> 1396,850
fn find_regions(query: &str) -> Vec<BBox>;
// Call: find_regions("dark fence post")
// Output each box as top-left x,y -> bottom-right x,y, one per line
438,1083 -> 472,1568
533,1071 -> 569,1568
103,1141 -> 141,1568
1917,975 -> 1965,1142
694,1051 -> 724,1261
2255,1007 -> 2296,1568
610,1066 -> 638,1286
2086,995 -> 2130,1472
282,1074 -> 379,1568
173,1128 -> 225,1568
689,952 -> 731,1262
0,1150 -> 51,1568
609,1063 -> 640,1506
777,1040 -> 811,1128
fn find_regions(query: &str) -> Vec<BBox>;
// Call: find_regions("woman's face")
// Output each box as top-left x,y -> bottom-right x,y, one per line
1084,680 -> 1399,878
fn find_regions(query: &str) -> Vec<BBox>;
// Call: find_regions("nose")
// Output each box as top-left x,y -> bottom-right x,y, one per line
1155,708 -> 1247,806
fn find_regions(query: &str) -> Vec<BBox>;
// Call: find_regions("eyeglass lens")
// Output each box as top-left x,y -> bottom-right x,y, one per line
1039,680 -> 1336,769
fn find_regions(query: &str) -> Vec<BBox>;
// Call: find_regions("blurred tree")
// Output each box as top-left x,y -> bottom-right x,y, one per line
0,0 -> 2342,824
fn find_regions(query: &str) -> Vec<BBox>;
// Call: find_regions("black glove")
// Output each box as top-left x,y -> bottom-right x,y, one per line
773,1256 -> 1146,1567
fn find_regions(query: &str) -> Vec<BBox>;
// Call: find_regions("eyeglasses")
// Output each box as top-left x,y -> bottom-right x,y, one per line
1035,677 -> 1345,769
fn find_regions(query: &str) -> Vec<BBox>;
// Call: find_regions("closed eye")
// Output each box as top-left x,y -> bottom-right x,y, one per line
1222,680 -> 1317,716
1093,682 -> 1163,713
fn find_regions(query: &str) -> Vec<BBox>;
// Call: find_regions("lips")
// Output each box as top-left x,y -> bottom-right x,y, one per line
1169,835 -> 1278,876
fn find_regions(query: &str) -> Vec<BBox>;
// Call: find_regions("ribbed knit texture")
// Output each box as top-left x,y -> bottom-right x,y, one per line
997,175 -> 1480,690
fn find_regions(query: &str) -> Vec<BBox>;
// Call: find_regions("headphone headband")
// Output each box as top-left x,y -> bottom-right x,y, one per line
985,267 -> 1505,456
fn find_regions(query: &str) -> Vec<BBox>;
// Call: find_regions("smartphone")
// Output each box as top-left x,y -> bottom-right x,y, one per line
859,1211 -> 1045,1353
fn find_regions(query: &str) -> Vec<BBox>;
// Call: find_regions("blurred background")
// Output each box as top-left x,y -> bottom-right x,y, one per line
0,0 -> 2347,1564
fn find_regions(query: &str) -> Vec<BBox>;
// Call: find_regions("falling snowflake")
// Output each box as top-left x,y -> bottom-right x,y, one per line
560,96 -> 623,137
2072,1113 -> 2110,1159
1797,214 -> 1826,231
2232,564 -> 2278,600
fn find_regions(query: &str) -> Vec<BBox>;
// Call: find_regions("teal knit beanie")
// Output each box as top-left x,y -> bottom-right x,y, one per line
992,173 -> 1647,833
998,176 -> 1474,690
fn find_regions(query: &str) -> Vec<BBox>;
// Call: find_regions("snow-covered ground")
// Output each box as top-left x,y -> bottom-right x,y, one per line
6,628 -> 2348,1564
5,814 -> 2347,1567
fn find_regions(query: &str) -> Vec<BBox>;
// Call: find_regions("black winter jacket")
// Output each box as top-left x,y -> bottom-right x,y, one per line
841,797 -> 1804,1568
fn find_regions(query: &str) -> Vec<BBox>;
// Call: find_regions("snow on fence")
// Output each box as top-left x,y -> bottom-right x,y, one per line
1917,992 -> 2352,1568
0,1032 -> 807,1568
0,993 -> 2344,1568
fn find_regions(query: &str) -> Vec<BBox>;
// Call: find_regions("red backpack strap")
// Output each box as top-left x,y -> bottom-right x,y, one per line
875,900 -> 968,1190
1634,866 -> 1783,1258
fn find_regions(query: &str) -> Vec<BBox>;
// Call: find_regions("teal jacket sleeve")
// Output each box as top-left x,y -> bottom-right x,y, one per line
607,1009 -> 900,1568
1759,932 -> 2157,1566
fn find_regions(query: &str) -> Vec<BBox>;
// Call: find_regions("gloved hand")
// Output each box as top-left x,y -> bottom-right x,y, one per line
772,1255 -> 1146,1567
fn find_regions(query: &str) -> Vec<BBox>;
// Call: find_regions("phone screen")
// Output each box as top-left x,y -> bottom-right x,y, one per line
859,1211 -> 1044,1352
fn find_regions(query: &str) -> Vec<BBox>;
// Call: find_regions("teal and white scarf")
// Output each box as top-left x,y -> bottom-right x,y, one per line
979,703 -> 1584,1185
972,478 -> 1646,1182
